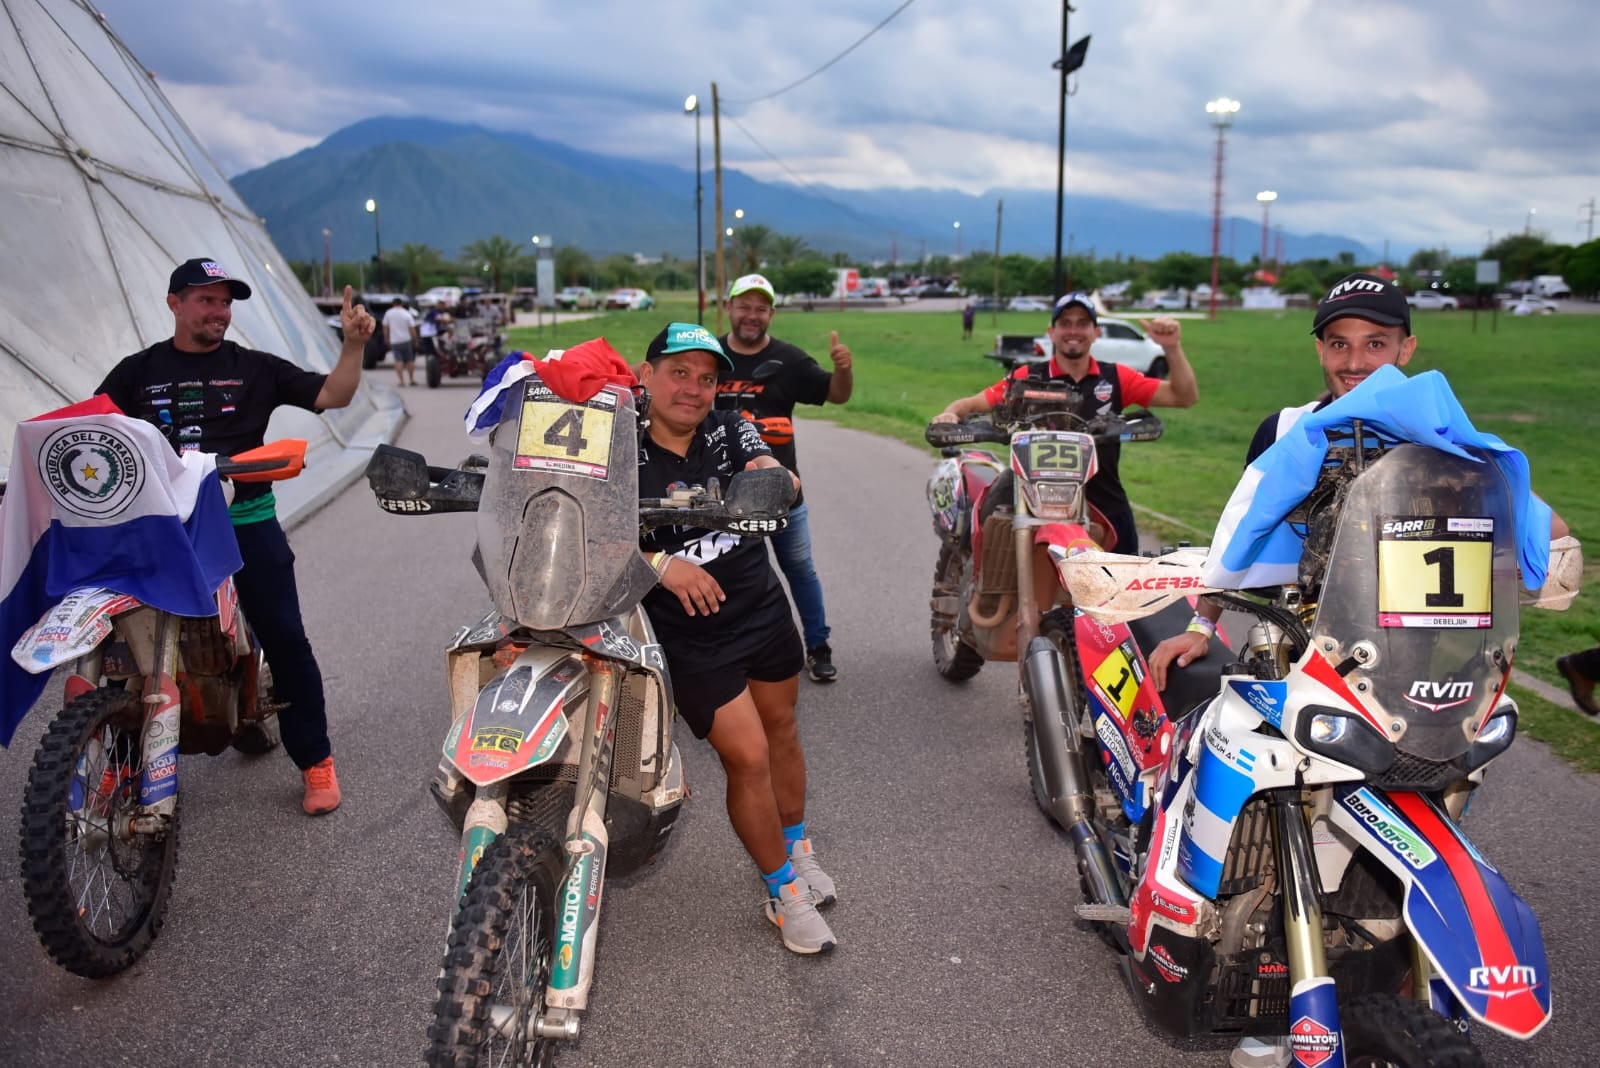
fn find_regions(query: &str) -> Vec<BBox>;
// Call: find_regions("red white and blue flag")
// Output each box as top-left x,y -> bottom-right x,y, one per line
0,396 -> 241,745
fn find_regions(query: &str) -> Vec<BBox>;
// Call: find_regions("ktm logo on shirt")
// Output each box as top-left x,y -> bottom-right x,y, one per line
717,381 -> 765,395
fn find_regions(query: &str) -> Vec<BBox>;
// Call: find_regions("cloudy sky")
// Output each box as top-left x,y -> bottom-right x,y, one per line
95,0 -> 1596,256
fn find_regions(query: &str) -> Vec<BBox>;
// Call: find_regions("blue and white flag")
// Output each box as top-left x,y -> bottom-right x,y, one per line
1203,365 -> 1551,590
0,396 -> 241,746
465,351 -> 546,441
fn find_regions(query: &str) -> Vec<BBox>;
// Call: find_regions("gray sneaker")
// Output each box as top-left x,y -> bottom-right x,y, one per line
763,880 -> 837,954
789,838 -> 837,907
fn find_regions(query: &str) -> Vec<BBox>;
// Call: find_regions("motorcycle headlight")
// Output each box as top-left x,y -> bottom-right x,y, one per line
1023,481 -> 1081,520
1465,705 -> 1517,771
1295,704 -> 1394,775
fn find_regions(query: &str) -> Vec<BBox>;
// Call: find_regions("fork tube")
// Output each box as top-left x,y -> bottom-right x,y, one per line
138,613 -> 182,818
1271,791 -> 1329,981
546,657 -> 622,1014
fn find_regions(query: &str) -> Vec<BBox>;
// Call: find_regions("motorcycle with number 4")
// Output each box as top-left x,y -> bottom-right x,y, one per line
7,433 -> 304,978
365,371 -> 793,1067
1030,423 -> 1583,1066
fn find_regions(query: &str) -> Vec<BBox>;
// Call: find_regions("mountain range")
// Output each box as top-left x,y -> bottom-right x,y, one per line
231,117 -> 1376,267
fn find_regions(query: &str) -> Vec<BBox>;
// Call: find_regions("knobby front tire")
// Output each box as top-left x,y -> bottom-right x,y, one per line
18,686 -> 180,978
428,823 -> 564,1068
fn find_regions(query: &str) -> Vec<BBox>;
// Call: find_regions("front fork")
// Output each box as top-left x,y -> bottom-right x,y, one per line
1272,791 -> 1346,1068
537,656 -> 623,1039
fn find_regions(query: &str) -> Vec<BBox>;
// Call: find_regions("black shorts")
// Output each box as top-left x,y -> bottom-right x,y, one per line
665,615 -> 804,740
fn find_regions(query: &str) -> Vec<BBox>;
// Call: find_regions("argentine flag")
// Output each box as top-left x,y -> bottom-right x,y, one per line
0,396 -> 241,746
1202,365 -> 1551,591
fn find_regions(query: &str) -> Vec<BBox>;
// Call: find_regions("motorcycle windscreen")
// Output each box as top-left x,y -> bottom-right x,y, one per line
476,377 -> 659,630
1311,445 -> 1520,762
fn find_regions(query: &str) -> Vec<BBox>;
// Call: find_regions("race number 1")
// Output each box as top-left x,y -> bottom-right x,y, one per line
1377,516 -> 1493,628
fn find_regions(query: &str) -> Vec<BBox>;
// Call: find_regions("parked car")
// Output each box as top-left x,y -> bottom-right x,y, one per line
604,287 -> 657,311
1407,289 -> 1459,311
1007,295 -> 1052,312
416,286 -> 463,308
998,315 -> 1170,377
1146,291 -> 1187,311
512,287 -> 538,311
1532,275 -> 1571,298
968,296 -> 1007,312
1509,294 -> 1559,315
554,286 -> 599,310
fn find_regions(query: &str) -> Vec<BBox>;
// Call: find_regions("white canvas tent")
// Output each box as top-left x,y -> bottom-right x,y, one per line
0,0 -> 401,490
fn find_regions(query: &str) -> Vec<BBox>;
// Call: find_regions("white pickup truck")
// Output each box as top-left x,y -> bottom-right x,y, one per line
1532,275 -> 1571,298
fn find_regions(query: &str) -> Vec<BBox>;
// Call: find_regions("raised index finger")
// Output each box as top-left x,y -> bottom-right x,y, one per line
342,284 -> 354,313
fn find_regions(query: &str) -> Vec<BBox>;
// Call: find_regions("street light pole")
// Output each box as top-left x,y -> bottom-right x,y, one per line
1524,207 -> 1536,236
365,198 -> 382,289
1205,97 -> 1240,321
1256,190 -> 1276,270
321,227 -> 332,297
1051,6 -> 1089,300
685,94 -> 704,324
953,220 -> 961,262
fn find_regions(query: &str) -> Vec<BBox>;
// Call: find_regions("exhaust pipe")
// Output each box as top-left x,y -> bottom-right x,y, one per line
1024,636 -> 1126,909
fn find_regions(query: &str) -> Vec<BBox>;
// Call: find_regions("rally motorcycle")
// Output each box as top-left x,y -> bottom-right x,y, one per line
9,438 -> 304,978
365,372 -> 793,1066
1031,424 -> 1584,1065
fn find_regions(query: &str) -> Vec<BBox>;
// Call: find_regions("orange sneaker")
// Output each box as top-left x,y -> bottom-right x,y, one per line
302,756 -> 341,815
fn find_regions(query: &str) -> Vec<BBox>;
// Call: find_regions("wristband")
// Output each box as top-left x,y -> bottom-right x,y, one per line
649,551 -> 669,575
1186,614 -> 1217,638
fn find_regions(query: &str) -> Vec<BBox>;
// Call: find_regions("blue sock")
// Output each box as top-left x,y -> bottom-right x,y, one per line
761,860 -> 798,897
782,821 -> 807,851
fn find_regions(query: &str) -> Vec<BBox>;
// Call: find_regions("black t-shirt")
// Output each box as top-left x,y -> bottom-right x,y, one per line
96,340 -> 326,501
1244,397 -> 1330,466
714,335 -> 831,505
638,410 -> 790,672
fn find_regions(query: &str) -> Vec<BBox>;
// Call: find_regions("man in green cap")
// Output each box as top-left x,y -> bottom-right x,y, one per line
637,322 -> 841,955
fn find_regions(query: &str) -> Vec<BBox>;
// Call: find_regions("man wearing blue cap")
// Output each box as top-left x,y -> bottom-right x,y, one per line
637,322 -> 841,955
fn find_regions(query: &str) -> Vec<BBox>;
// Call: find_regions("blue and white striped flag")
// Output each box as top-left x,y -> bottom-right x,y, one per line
1202,365 -> 1551,590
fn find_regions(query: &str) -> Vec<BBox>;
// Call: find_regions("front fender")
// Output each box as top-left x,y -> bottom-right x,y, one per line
1329,784 -> 1550,1039
444,646 -> 584,786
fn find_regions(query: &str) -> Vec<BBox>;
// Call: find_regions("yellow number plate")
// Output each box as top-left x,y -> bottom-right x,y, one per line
1091,646 -> 1140,721
514,397 -> 615,479
1377,517 -> 1493,628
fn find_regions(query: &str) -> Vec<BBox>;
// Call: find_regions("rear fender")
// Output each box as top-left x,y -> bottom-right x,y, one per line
444,646 -> 586,786
1328,784 -> 1550,1039
11,587 -> 144,675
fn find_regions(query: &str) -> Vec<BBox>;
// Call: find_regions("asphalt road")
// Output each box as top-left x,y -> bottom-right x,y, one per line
1,373 -> 1596,1067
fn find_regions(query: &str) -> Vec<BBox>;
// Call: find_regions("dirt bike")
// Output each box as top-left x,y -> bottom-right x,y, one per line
923,378 -> 1166,679
427,320 -> 504,388
1036,421 -> 1583,1065
365,371 -> 793,1066
8,436 -> 305,978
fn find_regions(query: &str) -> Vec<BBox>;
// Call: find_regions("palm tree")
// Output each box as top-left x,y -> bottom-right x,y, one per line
765,233 -> 811,269
392,243 -> 448,295
461,235 -> 520,293
729,224 -> 774,274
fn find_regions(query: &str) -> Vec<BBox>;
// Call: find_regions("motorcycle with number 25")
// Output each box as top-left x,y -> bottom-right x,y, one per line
366,369 -> 793,1066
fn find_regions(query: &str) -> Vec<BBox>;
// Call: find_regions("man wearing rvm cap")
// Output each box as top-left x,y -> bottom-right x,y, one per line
96,259 -> 376,816
636,322 -> 843,956
1146,269 -> 1571,715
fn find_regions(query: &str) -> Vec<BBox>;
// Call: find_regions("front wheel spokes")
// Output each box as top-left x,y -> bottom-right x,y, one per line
488,879 -> 552,1048
65,723 -> 144,940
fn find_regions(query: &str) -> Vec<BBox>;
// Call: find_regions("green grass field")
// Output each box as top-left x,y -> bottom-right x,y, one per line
509,296 -> 1600,769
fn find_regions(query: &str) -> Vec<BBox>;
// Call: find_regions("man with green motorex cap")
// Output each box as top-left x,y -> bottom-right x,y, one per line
636,322 -> 842,955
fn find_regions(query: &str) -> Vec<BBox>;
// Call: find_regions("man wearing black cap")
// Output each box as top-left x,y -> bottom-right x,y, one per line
1147,272 -> 1569,698
934,292 -> 1198,555
636,321 -> 840,956
95,259 -> 375,816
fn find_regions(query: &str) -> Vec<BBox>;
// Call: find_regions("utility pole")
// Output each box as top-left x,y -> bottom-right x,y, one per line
1051,7 -> 1089,300
713,81 -> 725,336
991,199 -> 1004,324
1582,198 -> 1596,243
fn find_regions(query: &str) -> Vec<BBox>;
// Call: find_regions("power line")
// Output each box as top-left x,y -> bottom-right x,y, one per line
723,114 -> 897,240
727,0 -> 918,106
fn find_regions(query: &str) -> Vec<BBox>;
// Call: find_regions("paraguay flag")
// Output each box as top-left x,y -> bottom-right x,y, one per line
0,396 -> 242,746
1201,365 -> 1551,591
464,340 -> 637,441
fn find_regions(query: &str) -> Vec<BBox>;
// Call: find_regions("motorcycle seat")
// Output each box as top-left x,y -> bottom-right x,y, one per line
1124,599 -> 1227,722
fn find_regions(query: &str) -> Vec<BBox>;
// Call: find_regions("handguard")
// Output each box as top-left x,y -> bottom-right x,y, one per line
1058,546 -> 1216,623
1522,535 -> 1582,610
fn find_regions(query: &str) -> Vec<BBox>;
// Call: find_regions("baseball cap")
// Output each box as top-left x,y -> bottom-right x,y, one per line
645,322 -> 734,371
1051,291 -> 1098,325
728,273 -> 776,303
167,258 -> 252,300
1311,273 -> 1411,336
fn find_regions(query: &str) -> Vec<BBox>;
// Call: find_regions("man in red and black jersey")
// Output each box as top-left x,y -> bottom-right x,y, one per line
933,291 -> 1198,554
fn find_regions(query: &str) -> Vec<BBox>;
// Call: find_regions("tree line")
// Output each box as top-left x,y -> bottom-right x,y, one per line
289,230 -> 1599,301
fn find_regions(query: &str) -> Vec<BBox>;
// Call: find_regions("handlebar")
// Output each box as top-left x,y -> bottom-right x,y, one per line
925,408 -> 1164,450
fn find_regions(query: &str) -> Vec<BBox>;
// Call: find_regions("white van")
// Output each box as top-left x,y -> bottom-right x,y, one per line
1532,275 -> 1570,299
417,286 -> 463,308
